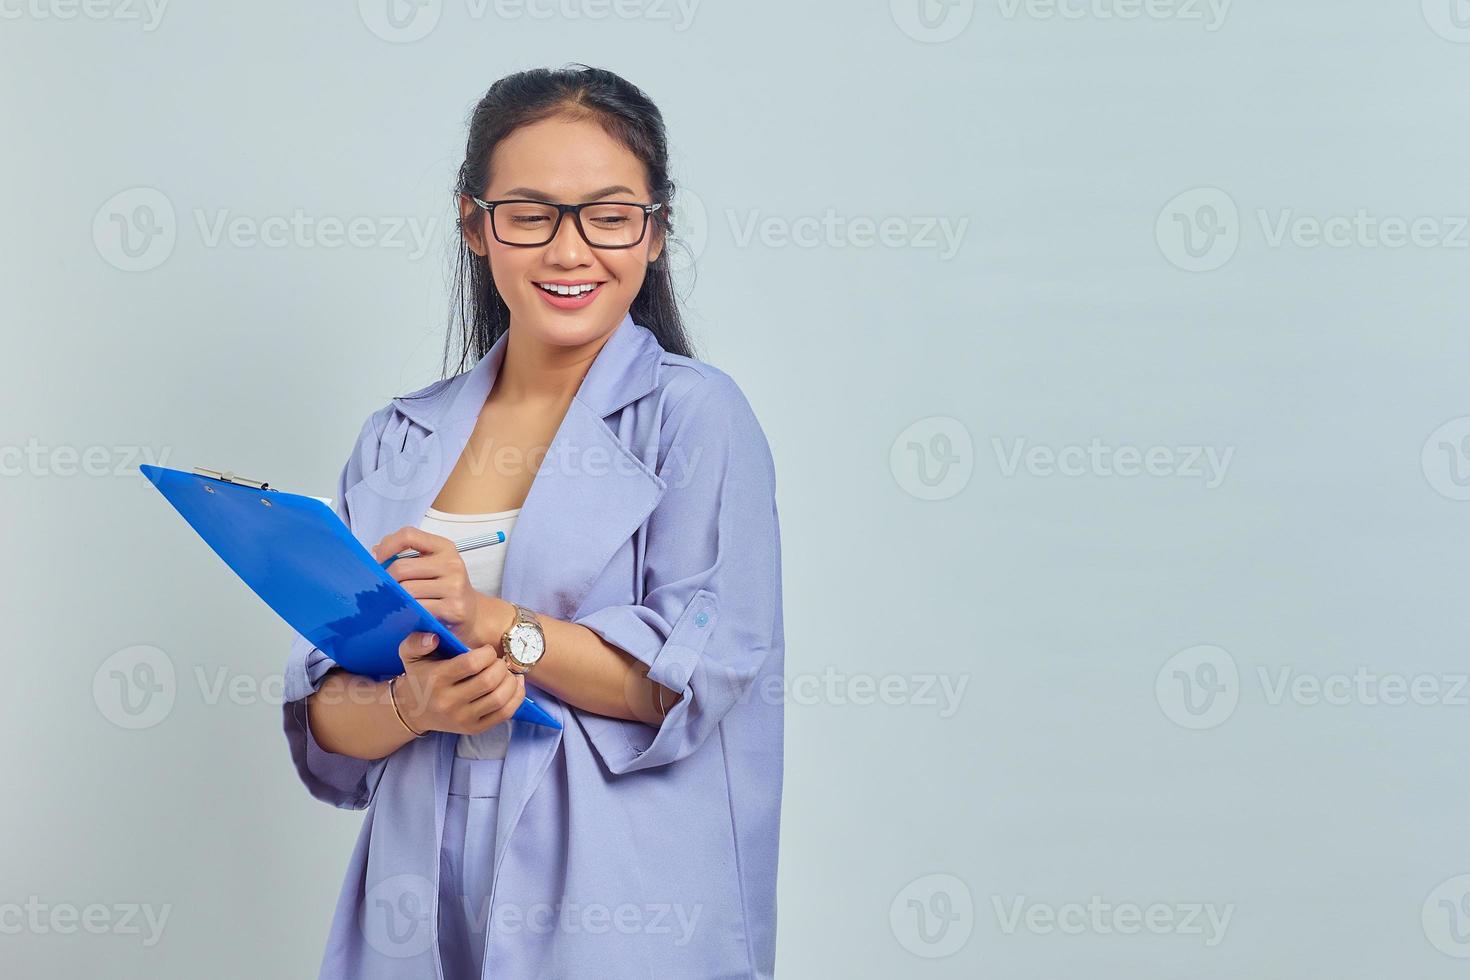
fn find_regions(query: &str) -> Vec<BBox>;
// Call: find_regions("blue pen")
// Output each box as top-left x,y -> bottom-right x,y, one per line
381,531 -> 505,569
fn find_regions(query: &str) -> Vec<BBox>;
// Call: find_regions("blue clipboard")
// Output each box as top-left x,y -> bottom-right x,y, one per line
140,464 -> 561,729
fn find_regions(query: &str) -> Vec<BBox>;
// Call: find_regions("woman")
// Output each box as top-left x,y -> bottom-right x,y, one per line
281,66 -> 785,979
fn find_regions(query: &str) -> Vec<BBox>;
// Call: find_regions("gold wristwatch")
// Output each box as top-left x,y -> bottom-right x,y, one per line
499,603 -> 546,675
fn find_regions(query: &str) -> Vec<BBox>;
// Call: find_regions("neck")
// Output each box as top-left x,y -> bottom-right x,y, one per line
494,323 -> 615,406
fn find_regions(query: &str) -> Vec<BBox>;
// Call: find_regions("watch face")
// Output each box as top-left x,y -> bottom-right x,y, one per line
508,623 -> 545,664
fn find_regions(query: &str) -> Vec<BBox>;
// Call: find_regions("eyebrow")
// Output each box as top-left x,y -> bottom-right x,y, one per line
501,185 -> 639,203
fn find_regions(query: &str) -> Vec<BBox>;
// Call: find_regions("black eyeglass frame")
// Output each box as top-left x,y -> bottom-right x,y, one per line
466,196 -> 663,249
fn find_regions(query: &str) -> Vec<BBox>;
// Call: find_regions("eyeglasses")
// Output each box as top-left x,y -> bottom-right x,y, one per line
467,196 -> 662,249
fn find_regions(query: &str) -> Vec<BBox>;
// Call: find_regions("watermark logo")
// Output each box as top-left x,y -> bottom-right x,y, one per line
1157,647 -> 1470,730
890,416 -> 974,501
359,0 -> 442,42
890,873 -> 975,958
90,650 -> 359,728
1422,0 -> 1470,43
1155,644 -> 1238,730
667,185 -> 708,273
1159,187 -> 1470,271
1156,187 -> 1239,272
93,187 -> 447,271
93,645 -> 177,730
356,427 -> 449,504
1422,416 -> 1470,501
93,187 -> 176,272
1423,874 -> 1470,957
890,0 -> 975,42
361,873 -> 436,958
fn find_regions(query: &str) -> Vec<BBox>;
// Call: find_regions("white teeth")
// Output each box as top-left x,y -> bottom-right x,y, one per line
538,282 -> 598,296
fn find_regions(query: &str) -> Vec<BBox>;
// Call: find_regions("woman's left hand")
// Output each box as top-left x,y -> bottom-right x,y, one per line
372,526 -> 497,646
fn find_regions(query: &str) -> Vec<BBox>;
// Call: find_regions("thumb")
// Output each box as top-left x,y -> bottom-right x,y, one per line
399,630 -> 439,664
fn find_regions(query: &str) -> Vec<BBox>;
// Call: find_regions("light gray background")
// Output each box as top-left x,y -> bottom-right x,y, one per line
4,1 -> 1469,976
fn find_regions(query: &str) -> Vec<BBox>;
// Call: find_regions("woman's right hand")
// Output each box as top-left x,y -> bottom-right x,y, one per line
393,631 -> 525,735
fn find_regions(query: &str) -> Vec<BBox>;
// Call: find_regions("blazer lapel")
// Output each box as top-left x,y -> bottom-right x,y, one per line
493,314 -> 667,874
341,343 -> 504,550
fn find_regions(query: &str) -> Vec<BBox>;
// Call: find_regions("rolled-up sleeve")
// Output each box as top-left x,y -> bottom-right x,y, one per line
573,372 -> 782,774
281,410 -> 390,810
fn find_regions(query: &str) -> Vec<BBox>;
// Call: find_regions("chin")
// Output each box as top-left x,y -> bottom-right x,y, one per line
521,302 -> 623,346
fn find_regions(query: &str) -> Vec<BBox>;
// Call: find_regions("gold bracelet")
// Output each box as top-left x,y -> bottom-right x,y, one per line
655,683 -> 670,721
388,676 -> 426,737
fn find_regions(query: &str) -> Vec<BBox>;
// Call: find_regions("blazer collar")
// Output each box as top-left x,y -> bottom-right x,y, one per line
392,311 -> 664,432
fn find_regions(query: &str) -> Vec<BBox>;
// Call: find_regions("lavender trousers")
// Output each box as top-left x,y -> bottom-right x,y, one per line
436,754 -> 504,980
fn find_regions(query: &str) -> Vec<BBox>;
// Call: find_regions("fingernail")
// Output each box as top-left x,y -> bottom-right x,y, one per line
421,634 -> 434,648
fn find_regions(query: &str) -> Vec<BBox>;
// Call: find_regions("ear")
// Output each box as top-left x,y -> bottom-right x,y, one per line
647,222 -> 665,266
459,195 -> 489,257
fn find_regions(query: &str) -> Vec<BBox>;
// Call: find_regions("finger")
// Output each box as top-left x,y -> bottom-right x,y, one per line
470,668 -> 522,719
417,598 -> 442,624
373,527 -> 452,563
370,528 -> 414,563
400,579 -> 452,601
384,555 -> 451,583
398,631 -> 440,664
453,650 -> 508,689
476,674 -> 526,726
440,644 -> 500,682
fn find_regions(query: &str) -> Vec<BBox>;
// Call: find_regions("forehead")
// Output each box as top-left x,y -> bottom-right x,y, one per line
488,116 -> 649,196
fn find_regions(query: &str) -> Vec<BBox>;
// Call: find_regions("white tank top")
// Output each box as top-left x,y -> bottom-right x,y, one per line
418,505 -> 521,760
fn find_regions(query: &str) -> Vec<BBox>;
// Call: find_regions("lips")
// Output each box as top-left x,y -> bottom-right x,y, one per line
533,280 -> 604,310
535,280 -> 603,297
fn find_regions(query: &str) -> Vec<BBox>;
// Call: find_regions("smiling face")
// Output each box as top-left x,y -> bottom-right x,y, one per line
458,114 -> 665,349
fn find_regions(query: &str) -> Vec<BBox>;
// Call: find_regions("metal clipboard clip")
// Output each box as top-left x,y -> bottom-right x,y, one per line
192,467 -> 275,492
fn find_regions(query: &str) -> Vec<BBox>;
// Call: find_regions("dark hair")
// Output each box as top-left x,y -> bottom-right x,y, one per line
440,63 -> 695,379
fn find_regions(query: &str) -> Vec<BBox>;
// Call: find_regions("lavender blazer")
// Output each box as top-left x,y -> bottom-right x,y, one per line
281,312 -> 784,979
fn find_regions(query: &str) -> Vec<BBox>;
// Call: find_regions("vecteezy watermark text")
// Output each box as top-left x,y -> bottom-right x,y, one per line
0,0 -> 168,30
996,0 -> 1231,31
0,439 -> 170,478
726,208 -> 969,260
992,437 -> 1234,488
358,0 -> 700,43
1156,644 -> 1470,731
0,897 -> 170,946
93,187 -> 448,272
992,895 -> 1234,947
1157,187 -> 1470,272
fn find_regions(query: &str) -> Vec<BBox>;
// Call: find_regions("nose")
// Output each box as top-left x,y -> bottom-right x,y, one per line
545,210 -> 593,268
